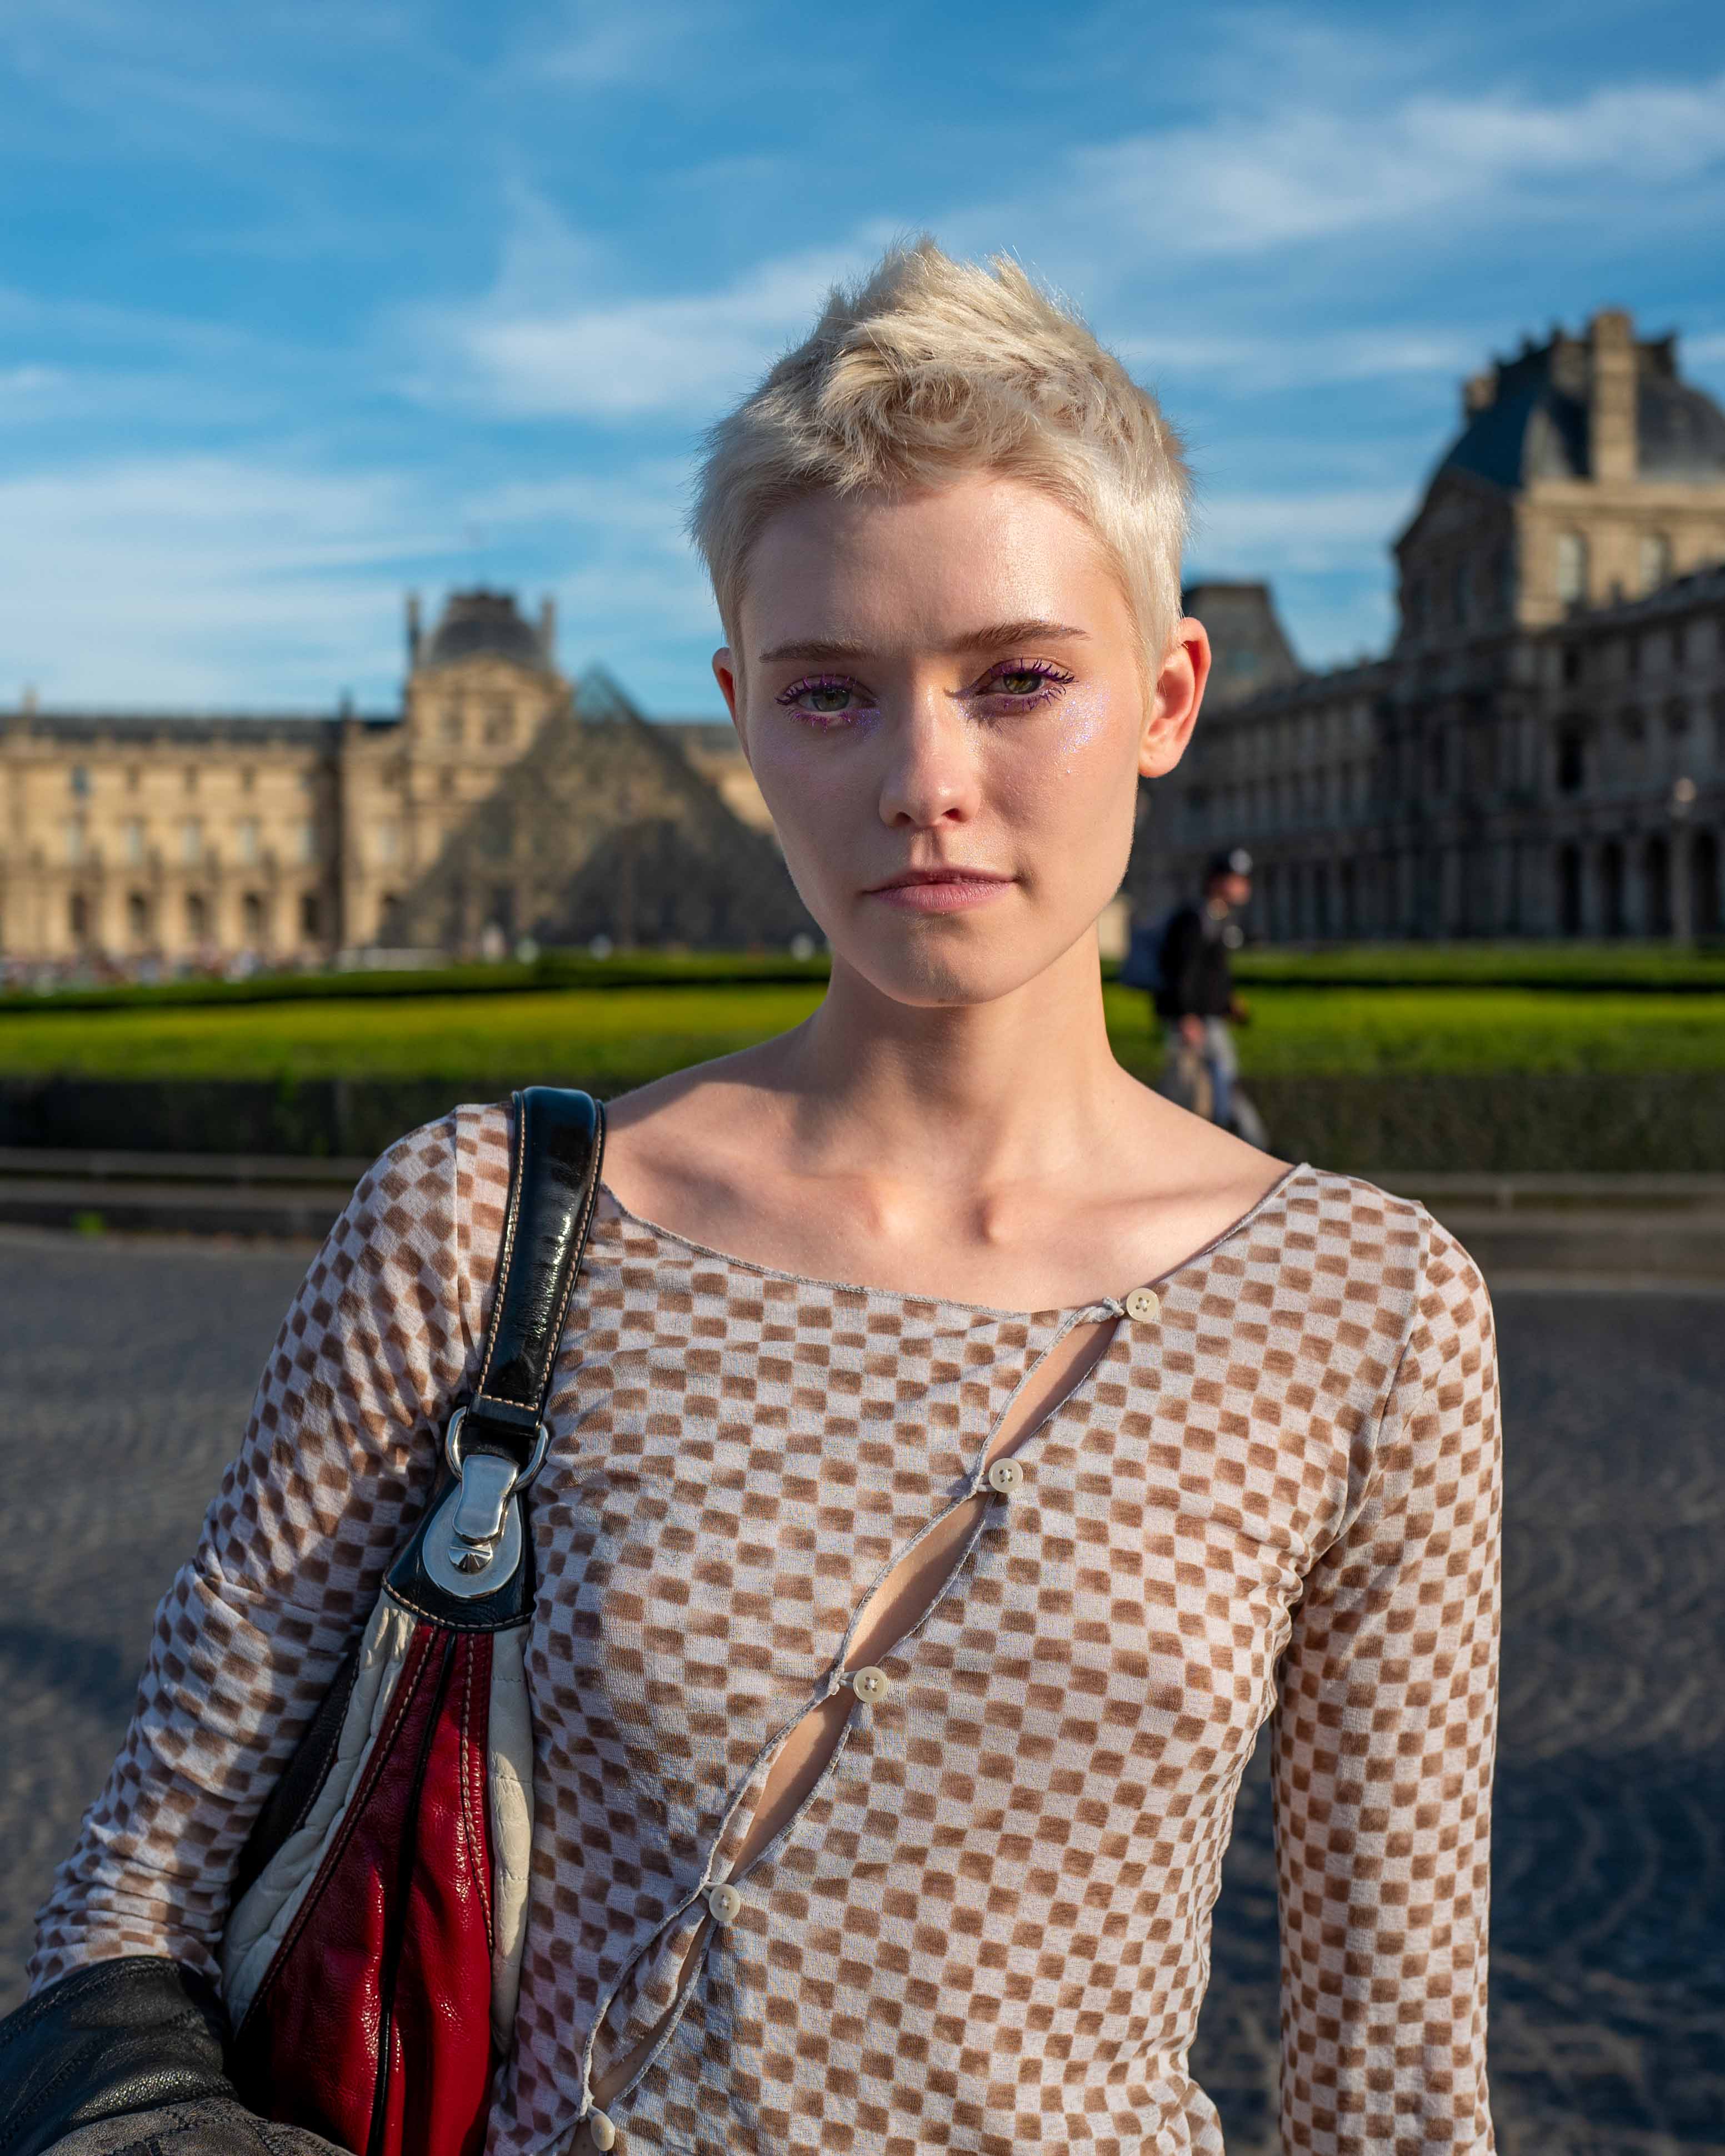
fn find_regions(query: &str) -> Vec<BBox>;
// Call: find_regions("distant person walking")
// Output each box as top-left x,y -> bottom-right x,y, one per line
1150,847 -> 1267,1148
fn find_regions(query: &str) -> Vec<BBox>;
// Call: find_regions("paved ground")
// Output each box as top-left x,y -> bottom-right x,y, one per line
0,1229 -> 1720,2152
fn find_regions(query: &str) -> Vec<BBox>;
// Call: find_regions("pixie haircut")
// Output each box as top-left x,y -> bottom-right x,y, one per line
691,239 -> 1192,672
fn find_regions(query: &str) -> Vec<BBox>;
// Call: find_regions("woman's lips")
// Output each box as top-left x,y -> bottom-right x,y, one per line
865,873 -> 1014,913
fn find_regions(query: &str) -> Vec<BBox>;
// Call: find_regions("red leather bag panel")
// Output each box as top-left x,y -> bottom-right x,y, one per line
231,1622 -> 498,2156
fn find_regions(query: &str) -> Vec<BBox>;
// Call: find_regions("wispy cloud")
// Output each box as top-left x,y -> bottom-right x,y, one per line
517,0 -> 713,88
1193,486 -> 1423,573
421,54 -> 1725,429
0,455 -> 446,706
413,229 -> 865,419
1047,71 -> 1725,263
1113,327 -> 1479,393
4,0 -> 1723,709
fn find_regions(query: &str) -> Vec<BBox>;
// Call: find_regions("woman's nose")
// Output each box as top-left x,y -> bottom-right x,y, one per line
876,696 -> 981,828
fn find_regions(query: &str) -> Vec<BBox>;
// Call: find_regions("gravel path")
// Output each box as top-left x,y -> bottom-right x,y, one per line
1,1229 -> 1719,2151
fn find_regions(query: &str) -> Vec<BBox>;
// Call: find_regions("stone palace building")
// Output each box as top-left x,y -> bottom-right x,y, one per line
6,305 -> 1723,967
1146,308 -> 1725,940
0,592 -> 807,967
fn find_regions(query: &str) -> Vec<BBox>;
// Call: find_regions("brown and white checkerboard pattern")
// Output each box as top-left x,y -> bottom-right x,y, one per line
32,1105 -> 1499,2154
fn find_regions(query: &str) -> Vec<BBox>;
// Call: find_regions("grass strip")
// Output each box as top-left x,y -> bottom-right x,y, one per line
0,982 -> 1721,1082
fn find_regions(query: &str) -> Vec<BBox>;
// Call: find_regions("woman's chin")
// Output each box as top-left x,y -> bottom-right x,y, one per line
832,933 -> 1072,1013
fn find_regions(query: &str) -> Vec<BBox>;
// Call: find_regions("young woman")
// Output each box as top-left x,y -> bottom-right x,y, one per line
19,244 -> 1500,2155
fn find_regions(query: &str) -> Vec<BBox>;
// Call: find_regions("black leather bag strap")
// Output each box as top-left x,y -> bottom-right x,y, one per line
382,1086 -> 606,1627
462,1085 -> 606,1469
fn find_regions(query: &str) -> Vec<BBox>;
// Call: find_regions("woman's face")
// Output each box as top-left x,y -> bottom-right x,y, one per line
716,472 -> 1207,1009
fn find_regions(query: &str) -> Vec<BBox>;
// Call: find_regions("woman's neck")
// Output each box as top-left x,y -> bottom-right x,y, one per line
762,931 -> 1131,1202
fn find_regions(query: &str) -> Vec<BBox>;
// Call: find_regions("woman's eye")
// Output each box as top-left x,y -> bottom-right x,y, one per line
777,676 -> 869,722
978,663 -> 1071,702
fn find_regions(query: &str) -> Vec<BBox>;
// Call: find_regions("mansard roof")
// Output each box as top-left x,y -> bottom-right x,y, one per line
421,588 -> 553,671
1437,324 -> 1725,490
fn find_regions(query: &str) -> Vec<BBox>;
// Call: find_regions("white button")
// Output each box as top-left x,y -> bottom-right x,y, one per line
851,1664 -> 891,1703
706,1882 -> 743,1924
987,1458 -> 1024,1494
1125,1287 -> 1161,1323
587,2112 -> 617,2151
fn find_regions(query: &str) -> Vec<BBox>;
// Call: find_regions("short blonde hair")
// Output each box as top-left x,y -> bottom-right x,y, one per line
691,238 -> 1191,670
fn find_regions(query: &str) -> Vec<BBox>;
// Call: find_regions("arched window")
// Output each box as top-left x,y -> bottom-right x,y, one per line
186,891 -> 208,942
241,891 -> 267,944
1556,727 -> 1587,794
1642,835 -> 1671,936
299,891 -> 322,941
1555,532 -> 1588,607
1692,829 -> 1722,937
1639,532 -> 1672,593
1600,842 -> 1626,936
68,892 -> 89,943
127,892 -> 152,944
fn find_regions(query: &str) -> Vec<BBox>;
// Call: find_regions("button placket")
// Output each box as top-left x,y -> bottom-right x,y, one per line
576,1305 -> 1135,2148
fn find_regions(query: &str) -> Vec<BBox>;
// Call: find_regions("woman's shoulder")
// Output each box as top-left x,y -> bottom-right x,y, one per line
1286,1162 -> 1494,1366
329,1098 -> 515,1290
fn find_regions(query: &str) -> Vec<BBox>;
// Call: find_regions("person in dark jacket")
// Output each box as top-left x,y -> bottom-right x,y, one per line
1153,847 -> 1264,1144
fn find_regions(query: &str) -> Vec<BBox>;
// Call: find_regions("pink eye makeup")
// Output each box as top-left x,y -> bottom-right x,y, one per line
776,674 -> 878,727
969,658 -> 1076,708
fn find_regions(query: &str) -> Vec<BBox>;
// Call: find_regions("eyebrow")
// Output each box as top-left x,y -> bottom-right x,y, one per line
756,619 -> 1091,666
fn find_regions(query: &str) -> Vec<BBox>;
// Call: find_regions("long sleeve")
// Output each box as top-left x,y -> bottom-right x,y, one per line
1271,1215 -> 1502,2153
28,1105 -> 509,1993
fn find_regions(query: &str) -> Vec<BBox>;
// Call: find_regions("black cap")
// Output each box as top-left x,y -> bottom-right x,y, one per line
1206,847 -> 1253,879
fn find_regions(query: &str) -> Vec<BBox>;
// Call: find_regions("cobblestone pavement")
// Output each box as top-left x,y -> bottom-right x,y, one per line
1,1230 -> 1720,2151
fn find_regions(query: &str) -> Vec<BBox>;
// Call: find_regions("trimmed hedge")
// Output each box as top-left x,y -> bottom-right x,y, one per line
1244,1071 -> 1725,1174
2,1069 -> 1720,1174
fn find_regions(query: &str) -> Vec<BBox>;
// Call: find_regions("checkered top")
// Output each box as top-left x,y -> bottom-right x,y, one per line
32,1102 -> 1500,2155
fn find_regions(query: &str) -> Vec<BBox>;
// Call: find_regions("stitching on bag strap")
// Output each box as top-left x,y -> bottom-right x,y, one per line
474,1092 -> 531,1402
531,1097 -> 606,1420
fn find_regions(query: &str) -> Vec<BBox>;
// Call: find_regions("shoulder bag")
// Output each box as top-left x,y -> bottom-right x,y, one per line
220,1085 -> 604,2156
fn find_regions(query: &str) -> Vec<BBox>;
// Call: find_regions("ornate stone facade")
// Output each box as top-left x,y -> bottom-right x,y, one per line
1146,310 -> 1725,940
0,591 -> 799,966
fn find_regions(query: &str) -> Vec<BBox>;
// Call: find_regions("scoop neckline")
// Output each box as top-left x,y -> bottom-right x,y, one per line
595,1158 -> 1312,1322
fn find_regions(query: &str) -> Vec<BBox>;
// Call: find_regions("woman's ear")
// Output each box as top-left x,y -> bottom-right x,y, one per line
1138,617 -> 1211,779
713,648 -> 749,760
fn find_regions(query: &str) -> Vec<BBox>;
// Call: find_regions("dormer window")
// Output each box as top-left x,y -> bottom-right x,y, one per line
1639,532 -> 1672,593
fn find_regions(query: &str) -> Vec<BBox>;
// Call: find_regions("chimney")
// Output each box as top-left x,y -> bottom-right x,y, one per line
406,592 -> 422,668
1589,309 -> 1637,484
539,596 -> 557,663
1463,370 -> 1496,418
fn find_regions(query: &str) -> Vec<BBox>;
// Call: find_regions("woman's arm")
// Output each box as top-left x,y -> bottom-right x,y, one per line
25,1105 -> 504,1995
1271,1215 -> 1502,2153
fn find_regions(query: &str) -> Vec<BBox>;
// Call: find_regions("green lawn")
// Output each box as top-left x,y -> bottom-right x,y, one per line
0,978 -> 1720,1082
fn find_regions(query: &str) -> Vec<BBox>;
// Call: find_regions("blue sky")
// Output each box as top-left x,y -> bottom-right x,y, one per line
3,0 -> 1723,716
